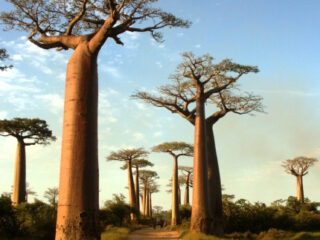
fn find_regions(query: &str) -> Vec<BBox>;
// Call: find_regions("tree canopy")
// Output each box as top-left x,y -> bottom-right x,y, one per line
1,0 -> 191,52
282,157 -> 318,176
152,141 -> 193,157
0,118 -> 56,145
133,52 -> 263,125
0,48 -> 12,71
107,148 -> 149,162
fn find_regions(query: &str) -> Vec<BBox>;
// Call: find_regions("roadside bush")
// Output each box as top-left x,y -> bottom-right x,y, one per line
0,195 -> 19,238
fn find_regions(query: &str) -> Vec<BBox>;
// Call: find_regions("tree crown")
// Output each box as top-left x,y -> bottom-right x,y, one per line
282,156 -> 318,176
0,118 -> 56,145
107,148 -> 149,163
152,141 -> 193,157
133,52 -> 263,125
120,158 -> 153,170
1,0 -> 190,52
0,48 -> 13,71
139,169 -> 158,183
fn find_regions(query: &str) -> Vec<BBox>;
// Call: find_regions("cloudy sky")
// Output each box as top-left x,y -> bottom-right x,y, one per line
0,0 -> 320,210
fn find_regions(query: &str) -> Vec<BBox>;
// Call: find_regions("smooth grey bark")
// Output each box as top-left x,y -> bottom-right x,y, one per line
184,174 -> 190,205
127,159 -> 137,220
134,167 -> 140,215
296,175 -> 304,203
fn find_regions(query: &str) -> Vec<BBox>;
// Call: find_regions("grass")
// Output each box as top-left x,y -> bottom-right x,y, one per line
179,229 -> 320,240
101,226 -> 131,240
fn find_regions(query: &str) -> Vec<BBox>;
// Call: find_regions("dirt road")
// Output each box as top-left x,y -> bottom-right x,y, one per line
128,228 -> 181,240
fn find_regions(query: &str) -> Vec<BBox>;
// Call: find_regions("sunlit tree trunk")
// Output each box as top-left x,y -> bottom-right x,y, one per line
12,139 -> 26,206
134,167 -> 140,215
127,160 -> 137,220
55,42 -> 100,240
191,88 -> 211,234
172,156 -> 180,225
296,175 -> 304,203
178,186 -> 181,205
142,183 -> 147,215
184,174 -> 190,205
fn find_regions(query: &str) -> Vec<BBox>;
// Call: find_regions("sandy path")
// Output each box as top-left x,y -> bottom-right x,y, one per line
128,228 -> 181,240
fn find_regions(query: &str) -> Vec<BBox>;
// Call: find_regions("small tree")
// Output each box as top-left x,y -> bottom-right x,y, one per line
0,48 -> 12,71
152,142 -> 193,226
44,187 -> 59,208
282,156 -> 318,203
107,148 -> 148,220
0,118 -> 56,206
130,159 -> 153,215
179,166 -> 193,205
139,170 -> 158,216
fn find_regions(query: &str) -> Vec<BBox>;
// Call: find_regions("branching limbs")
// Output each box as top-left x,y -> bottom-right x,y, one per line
282,157 -> 318,177
1,0 -> 190,53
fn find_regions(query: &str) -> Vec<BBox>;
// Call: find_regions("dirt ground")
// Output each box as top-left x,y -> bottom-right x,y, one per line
128,227 -> 181,240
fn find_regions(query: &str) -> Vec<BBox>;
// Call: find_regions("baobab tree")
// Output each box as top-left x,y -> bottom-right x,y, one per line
282,156 -> 318,203
0,118 -> 56,206
152,142 -> 193,226
130,159 -> 153,214
0,1 -> 189,239
139,170 -> 158,216
0,48 -> 12,71
179,166 -> 193,205
133,52 -> 262,235
107,148 -> 148,220
148,182 -> 159,217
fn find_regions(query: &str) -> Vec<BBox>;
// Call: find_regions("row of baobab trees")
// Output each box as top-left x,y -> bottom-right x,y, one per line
0,1 -> 316,239
106,142 -> 194,225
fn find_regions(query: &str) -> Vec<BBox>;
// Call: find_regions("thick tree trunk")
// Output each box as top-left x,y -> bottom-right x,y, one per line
55,42 -> 100,240
206,124 -> 224,236
12,139 -> 26,206
171,156 -> 181,226
127,160 -> 137,221
178,186 -> 181,205
184,174 -> 190,205
296,175 -> 304,203
190,90 -> 211,234
135,167 -> 140,215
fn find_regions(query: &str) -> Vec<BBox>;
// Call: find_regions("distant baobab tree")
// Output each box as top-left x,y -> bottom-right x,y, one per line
130,159 -> 153,214
179,166 -> 193,205
133,52 -> 262,235
139,170 -> 158,216
107,148 -> 148,220
152,142 -> 193,226
147,182 -> 159,217
0,1 -> 190,239
0,118 -> 56,206
0,48 -> 12,71
282,156 -> 318,203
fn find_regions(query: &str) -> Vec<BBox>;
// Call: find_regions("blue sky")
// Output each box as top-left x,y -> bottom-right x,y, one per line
0,0 -> 320,209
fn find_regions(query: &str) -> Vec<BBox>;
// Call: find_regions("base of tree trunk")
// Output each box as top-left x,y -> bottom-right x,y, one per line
190,216 -> 212,234
210,217 -> 224,237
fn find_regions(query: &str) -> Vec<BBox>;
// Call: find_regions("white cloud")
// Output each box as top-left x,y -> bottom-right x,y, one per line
101,65 -> 121,79
0,111 -> 8,119
195,44 -> 201,48
36,94 -> 64,114
133,132 -> 145,141
12,54 -> 23,61
156,61 -> 163,68
154,131 -> 163,137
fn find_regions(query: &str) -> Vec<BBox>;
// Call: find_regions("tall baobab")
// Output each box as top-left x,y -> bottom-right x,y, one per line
133,52 -> 262,235
139,170 -> 158,216
0,1 -> 189,239
131,159 -> 153,214
107,148 -> 148,220
282,157 -> 318,203
0,118 -> 56,206
148,182 -> 159,217
152,142 -> 193,226
179,166 -> 193,205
